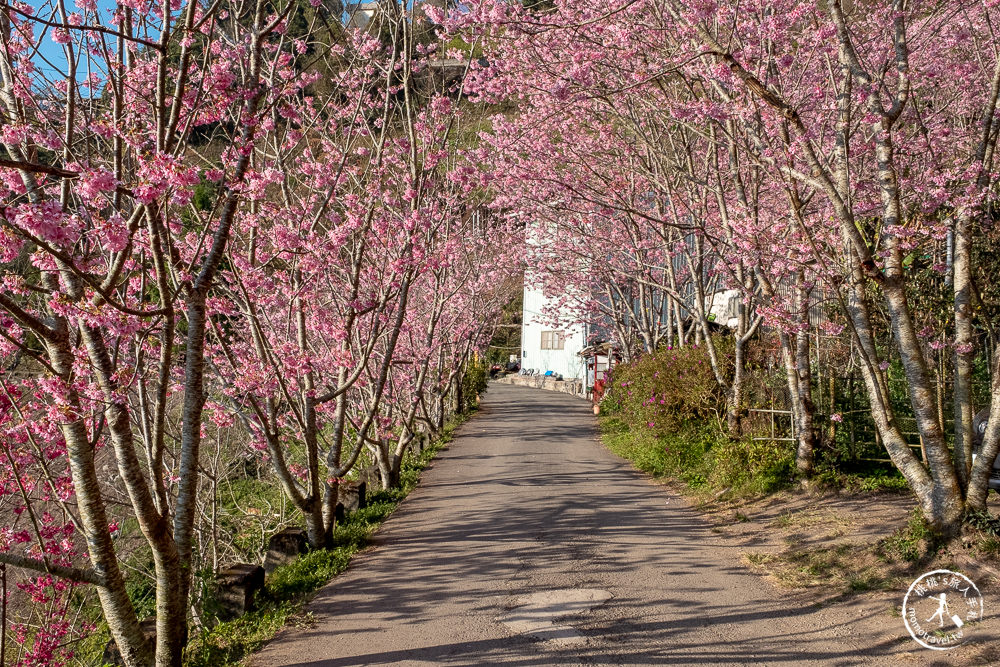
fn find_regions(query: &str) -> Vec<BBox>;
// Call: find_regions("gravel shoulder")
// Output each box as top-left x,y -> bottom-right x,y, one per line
254,383 -> 997,666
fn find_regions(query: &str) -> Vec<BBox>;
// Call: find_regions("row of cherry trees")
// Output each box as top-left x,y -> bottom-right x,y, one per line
0,1 -> 516,665
3,0 -> 999,663
440,0 -> 1000,537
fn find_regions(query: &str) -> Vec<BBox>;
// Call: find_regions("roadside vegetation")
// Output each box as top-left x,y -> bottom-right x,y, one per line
181,416 -> 466,667
599,341 -> 819,499
66,410 -> 472,667
598,342 -> 1000,597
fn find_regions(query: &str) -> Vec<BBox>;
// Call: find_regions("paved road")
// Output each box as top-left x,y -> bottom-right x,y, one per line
255,384 -> 959,666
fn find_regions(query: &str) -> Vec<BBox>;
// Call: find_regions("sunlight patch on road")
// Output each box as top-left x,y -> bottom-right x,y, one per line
499,589 -> 612,645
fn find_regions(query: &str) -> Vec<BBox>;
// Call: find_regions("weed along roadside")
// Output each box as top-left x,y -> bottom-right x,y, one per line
597,343 -> 1000,629
181,412 -> 475,667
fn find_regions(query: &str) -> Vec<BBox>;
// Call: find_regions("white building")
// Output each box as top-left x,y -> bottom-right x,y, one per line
520,283 -> 745,384
344,1 -> 381,29
520,284 -> 587,381
517,219 -> 743,384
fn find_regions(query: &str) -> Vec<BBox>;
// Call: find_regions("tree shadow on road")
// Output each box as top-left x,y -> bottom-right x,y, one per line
258,385 -> 961,666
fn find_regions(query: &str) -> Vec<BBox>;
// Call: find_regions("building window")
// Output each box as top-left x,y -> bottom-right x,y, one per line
540,331 -> 565,350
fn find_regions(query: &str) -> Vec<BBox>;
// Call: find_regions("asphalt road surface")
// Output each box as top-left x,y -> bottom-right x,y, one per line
255,384 -> 965,666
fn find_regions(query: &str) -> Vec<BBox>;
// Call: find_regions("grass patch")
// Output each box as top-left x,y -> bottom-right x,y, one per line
599,417 -> 795,499
600,417 -> 674,478
977,535 -> 1000,558
846,571 -> 885,593
964,509 -> 1000,560
877,508 -> 937,564
743,552 -> 774,566
965,508 -> 1000,537
842,473 -> 911,494
812,460 -> 913,495
764,544 -> 895,592
771,509 -> 852,532
183,410 -> 471,667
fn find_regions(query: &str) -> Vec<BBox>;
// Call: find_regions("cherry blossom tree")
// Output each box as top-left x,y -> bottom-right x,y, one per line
443,0 -> 1000,532
665,0 -> 1000,531
0,0 -> 318,663
206,3 -> 518,548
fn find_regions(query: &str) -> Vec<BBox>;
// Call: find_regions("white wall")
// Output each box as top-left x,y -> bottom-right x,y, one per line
521,285 -> 586,380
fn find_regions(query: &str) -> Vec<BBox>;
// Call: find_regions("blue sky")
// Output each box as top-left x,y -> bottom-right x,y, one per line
31,0 -> 120,79
29,0 -> 433,81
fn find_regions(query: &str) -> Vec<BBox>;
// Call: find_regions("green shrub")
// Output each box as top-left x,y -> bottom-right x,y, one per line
602,342 -> 726,435
462,357 -> 489,407
599,339 -> 794,499
706,436 -> 795,495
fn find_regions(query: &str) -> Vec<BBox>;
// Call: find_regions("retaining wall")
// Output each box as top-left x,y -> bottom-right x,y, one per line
494,374 -> 586,398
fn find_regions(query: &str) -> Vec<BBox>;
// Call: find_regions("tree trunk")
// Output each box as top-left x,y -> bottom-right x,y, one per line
455,372 -> 465,415
726,338 -> 745,437
967,346 -> 1000,510
840,256 -> 940,519
952,212 -> 974,490
153,552 -> 187,667
304,502 -> 331,550
883,275 -> 965,535
45,338 -> 153,666
372,439 -> 401,490
794,279 -> 816,476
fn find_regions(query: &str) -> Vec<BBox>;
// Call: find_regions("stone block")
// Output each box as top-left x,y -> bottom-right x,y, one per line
263,526 -> 308,573
216,563 -> 265,620
340,480 -> 367,512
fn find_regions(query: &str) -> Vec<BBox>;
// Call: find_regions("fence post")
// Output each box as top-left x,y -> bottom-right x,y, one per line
848,375 -> 857,461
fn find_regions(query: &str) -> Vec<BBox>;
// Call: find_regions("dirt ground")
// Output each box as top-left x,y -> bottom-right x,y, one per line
684,484 -> 1000,665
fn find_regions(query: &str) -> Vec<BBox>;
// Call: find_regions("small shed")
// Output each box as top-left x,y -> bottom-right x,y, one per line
578,342 -> 621,400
